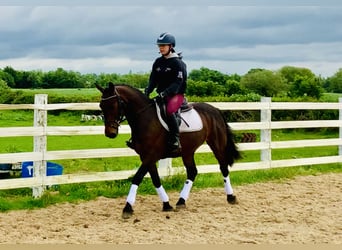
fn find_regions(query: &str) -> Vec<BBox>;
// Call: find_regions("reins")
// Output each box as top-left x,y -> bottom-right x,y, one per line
135,101 -> 154,116
101,95 -> 117,101
101,87 -> 154,127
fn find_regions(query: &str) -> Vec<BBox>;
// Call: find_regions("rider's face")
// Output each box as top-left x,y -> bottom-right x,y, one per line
158,44 -> 171,56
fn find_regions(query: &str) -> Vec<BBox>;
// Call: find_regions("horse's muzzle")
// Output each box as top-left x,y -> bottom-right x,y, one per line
105,126 -> 118,138
106,132 -> 117,139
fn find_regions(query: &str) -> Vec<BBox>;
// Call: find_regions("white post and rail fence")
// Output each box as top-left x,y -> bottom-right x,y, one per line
0,95 -> 341,197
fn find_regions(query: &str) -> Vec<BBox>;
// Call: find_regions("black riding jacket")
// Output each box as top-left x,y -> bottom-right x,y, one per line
146,53 -> 187,96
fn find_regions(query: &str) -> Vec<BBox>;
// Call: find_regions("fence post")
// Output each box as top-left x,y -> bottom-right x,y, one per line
158,158 -> 173,176
260,97 -> 272,168
339,98 -> 342,156
32,94 -> 48,198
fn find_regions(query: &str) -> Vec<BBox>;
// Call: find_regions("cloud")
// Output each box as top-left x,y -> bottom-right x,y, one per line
0,6 -> 342,77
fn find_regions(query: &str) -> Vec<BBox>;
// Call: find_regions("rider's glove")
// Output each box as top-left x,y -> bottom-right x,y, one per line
144,88 -> 150,98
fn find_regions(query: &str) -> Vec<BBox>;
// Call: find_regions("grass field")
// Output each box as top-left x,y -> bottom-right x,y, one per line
321,92 -> 342,100
13,88 -> 99,98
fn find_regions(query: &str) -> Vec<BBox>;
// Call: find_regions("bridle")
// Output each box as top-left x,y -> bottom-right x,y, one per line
100,87 -> 155,130
101,89 -> 126,129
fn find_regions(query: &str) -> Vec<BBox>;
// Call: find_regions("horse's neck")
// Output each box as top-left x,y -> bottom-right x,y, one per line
118,86 -> 154,124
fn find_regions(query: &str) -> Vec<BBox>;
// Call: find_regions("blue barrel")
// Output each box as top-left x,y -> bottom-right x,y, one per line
22,161 -> 63,178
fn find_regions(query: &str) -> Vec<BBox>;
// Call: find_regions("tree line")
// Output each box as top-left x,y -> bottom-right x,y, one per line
1,65 -> 342,100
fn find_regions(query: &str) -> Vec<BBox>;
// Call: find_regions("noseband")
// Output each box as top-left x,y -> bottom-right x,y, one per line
101,89 -> 126,128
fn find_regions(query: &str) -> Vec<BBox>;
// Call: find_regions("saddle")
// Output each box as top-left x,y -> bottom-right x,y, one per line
155,97 -> 203,133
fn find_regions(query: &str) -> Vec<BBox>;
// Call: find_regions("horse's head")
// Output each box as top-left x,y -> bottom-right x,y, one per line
96,82 -> 125,139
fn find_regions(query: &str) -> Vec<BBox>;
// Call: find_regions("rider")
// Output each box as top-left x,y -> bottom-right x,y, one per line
145,32 -> 187,154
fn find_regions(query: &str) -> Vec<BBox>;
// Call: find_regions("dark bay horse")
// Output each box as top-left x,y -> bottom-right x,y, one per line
96,82 -> 241,219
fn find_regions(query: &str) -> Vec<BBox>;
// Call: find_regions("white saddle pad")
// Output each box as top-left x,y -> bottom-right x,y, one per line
156,103 -> 203,133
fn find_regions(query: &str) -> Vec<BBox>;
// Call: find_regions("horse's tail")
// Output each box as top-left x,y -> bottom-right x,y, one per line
224,119 -> 241,167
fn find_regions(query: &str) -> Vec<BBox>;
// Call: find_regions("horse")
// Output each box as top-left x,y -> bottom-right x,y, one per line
96,82 -> 241,219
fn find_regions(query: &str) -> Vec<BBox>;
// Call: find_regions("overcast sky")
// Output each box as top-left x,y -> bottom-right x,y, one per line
1,3 -> 342,77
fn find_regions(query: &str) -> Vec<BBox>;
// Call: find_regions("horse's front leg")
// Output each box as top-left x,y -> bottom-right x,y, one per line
122,164 -> 148,219
148,163 -> 174,212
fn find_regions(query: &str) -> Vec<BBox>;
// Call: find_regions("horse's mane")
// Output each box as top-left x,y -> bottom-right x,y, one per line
113,83 -> 151,102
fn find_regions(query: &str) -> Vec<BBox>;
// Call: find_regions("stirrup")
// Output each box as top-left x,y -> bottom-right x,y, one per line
168,140 -> 181,154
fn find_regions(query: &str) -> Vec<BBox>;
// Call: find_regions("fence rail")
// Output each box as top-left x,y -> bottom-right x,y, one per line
0,95 -> 341,197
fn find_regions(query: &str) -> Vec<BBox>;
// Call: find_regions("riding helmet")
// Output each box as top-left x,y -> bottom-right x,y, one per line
156,32 -> 176,47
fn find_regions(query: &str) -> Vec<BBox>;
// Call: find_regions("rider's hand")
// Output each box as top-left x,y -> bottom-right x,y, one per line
144,88 -> 150,98
159,91 -> 166,98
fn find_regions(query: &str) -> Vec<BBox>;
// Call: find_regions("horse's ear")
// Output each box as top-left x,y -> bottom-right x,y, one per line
95,83 -> 104,93
108,82 -> 115,93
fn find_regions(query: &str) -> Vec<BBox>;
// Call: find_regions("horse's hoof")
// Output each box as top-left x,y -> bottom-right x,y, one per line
122,202 -> 134,219
176,198 -> 186,209
122,212 -> 133,219
162,201 -> 174,212
227,194 -> 238,204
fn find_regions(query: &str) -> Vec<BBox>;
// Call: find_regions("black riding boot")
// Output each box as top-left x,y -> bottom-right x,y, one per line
166,113 -> 181,154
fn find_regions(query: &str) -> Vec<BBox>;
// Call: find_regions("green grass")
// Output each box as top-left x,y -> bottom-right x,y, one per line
15,88 -> 97,94
13,88 -> 99,98
0,109 -> 102,127
321,92 -> 342,101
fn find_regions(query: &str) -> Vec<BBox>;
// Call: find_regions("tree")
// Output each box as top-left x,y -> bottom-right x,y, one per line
279,66 -> 323,98
279,66 -> 315,84
3,66 -> 18,83
186,79 -> 225,97
15,70 -> 43,88
188,67 -> 228,85
27,70 -> 44,88
0,79 -> 14,103
223,79 -> 246,96
120,72 -> 149,89
96,73 -> 121,87
240,69 -> 287,97
82,73 -> 98,88
289,75 -> 323,99
0,69 -> 15,88
41,68 -> 83,88
325,68 -> 342,93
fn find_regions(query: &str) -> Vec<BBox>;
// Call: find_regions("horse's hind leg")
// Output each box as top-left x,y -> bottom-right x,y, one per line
176,154 -> 198,208
220,164 -> 238,204
207,135 -> 237,204
209,143 -> 238,205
